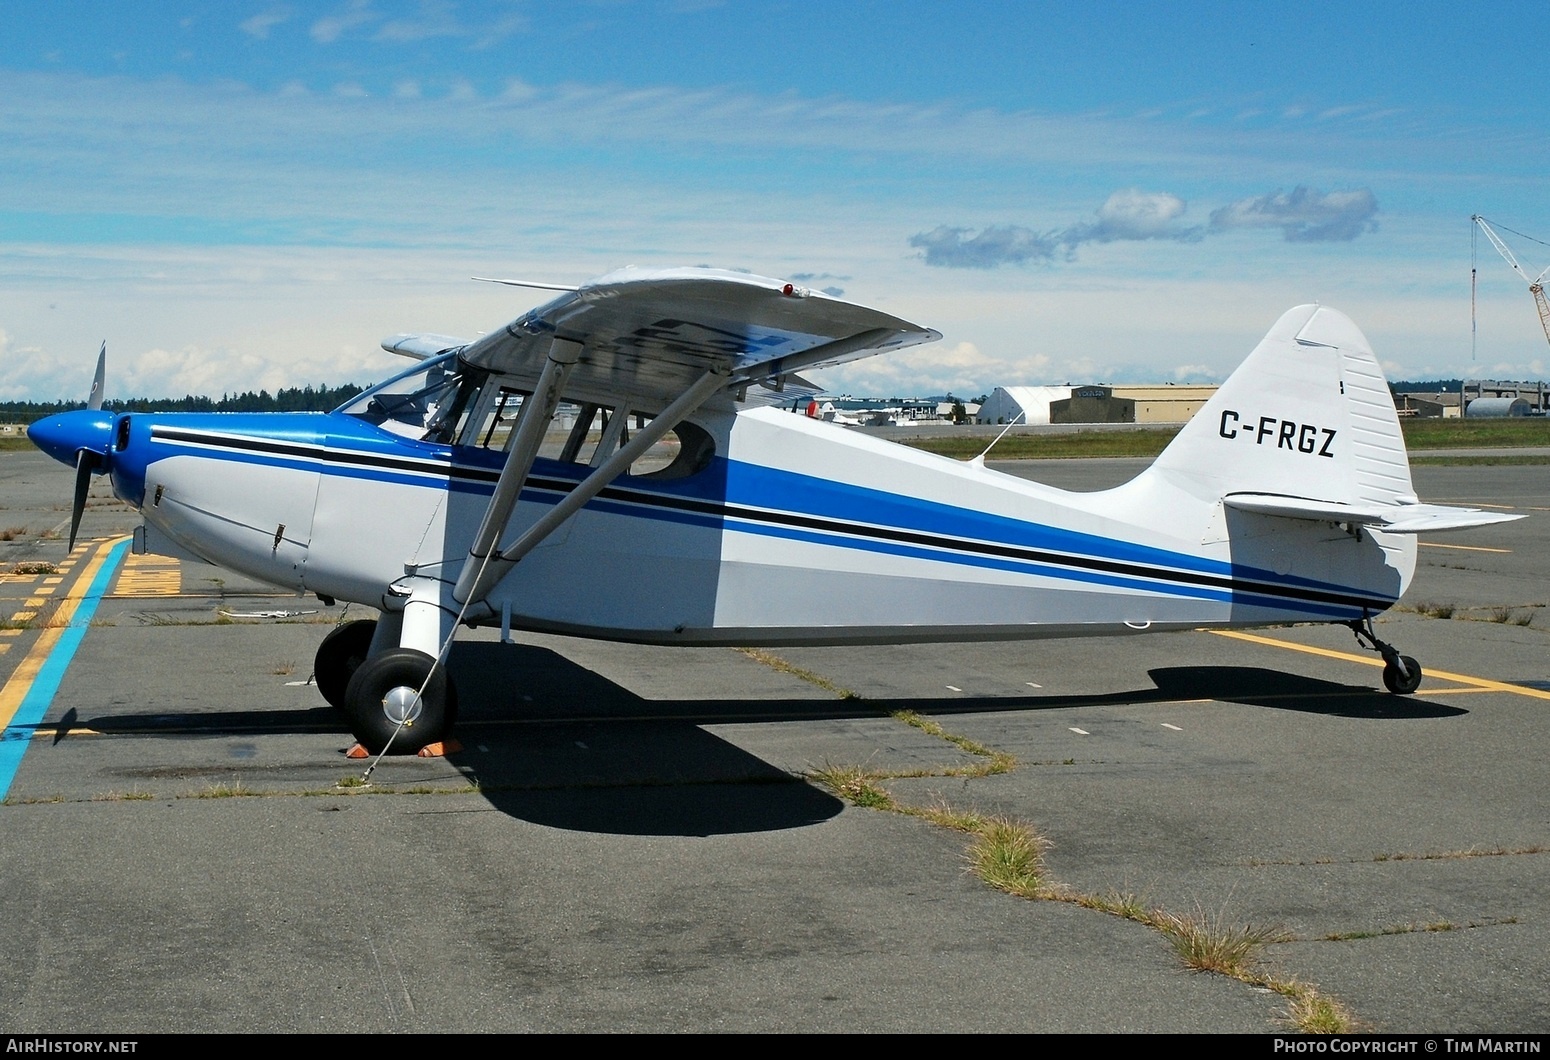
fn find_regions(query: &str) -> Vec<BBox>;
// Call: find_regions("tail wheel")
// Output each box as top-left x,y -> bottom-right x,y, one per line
343,647 -> 458,755
313,619 -> 378,710
1382,655 -> 1423,695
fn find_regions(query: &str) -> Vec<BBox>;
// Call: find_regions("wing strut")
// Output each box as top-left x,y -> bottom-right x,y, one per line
452,337 -> 581,606
453,367 -> 728,607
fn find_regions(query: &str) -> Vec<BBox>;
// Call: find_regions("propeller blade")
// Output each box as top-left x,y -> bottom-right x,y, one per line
87,342 -> 106,411
70,450 -> 100,552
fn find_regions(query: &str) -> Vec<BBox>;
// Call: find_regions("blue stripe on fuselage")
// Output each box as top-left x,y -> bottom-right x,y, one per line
131,413 -> 1389,613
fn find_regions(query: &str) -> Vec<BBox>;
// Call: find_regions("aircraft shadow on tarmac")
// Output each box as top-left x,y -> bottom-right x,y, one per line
72,646 -> 1463,837
1144,666 -> 1467,719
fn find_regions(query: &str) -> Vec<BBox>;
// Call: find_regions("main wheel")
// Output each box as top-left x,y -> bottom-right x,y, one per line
1382,655 -> 1422,695
343,647 -> 458,755
313,619 -> 378,710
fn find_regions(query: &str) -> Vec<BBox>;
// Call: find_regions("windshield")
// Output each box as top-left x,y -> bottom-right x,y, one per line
338,353 -> 485,443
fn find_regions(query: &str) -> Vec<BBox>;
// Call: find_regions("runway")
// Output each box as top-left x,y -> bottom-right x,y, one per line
0,450 -> 1546,1033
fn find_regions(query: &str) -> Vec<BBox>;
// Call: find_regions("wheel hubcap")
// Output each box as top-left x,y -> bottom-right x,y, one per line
381,685 -> 424,726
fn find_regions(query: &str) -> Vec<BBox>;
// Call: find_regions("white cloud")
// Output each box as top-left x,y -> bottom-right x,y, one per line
1070,189 -> 1195,244
311,0 -> 378,44
1171,363 -> 1213,382
374,1 -> 464,44
1210,187 -> 1379,242
239,7 -> 293,40
914,186 -> 1378,270
818,341 -> 1054,397
0,330 -> 81,403
908,226 -> 1057,269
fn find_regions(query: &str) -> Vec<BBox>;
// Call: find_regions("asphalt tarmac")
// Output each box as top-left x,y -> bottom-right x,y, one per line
0,449 -> 1546,1034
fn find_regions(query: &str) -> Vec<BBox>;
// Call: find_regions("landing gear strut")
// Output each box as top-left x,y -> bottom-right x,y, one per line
1347,615 -> 1422,695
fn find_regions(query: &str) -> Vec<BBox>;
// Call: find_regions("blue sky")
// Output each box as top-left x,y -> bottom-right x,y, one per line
4,1 -> 1550,401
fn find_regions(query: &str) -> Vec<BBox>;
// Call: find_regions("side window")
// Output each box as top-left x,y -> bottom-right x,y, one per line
550,404 -> 715,478
631,420 -> 716,479
458,385 -> 524,451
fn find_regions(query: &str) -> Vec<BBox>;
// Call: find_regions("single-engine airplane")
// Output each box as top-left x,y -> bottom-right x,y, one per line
27,267 -> 1521,755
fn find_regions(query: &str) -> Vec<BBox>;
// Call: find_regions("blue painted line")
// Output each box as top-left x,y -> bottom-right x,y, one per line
0,538 -> 130,800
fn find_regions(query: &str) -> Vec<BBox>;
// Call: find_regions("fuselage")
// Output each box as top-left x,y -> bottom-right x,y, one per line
44,396 -> 1413,647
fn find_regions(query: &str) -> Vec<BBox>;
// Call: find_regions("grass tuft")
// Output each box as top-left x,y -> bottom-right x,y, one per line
1077,889 -> 1154,923
808,763 -> 896,810
908,799 -> 990,834
1153,904 -> 1289,976
186,782 -> 255,799
965,816 -> 1050,899
1283,989 -> 1357,1034
736,647 -> 860,699
891,709 -> 1019,775
5,561 -> 60,576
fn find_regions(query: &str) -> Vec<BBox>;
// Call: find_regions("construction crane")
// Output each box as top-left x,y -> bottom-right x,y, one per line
1472,214 -> 1550,354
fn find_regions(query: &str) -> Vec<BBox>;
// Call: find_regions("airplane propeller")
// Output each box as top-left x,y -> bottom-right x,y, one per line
87,341 -> 105,411
69,344 -> 109,550
27,342 -> 113,552
69,449 -> 103,553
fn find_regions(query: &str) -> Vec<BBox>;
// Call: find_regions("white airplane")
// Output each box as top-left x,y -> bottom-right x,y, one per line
27,267 -> 1521,757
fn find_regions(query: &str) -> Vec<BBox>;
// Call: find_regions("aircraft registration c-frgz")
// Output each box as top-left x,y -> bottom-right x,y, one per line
27,266 -> 1521,757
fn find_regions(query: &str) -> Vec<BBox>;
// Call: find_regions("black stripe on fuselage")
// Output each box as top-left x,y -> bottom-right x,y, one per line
150,426 -> 1390,613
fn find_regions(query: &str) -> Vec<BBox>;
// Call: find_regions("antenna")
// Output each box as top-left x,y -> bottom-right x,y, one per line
969,411 -> 1027,466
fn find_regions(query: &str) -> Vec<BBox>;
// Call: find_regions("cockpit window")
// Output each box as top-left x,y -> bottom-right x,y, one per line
339,354 -> 717,475
339,353 -> 487,444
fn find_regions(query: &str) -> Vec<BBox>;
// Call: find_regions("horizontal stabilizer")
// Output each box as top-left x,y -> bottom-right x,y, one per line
1224,493 -> 1524,533
381,333 -> 469,360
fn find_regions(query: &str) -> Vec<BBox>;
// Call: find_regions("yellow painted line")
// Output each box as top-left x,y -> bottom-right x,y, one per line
1420,542 -> 1512,554
1209,629 -> 1550,701
9,612 -> 35,622
0,537 -> 128,730
23,597 -> 45,608
113,555 -> 182,597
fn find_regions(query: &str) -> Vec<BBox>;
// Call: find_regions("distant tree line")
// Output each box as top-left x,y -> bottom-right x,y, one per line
0,383 -> 367,424
1390,379 -> 1464,394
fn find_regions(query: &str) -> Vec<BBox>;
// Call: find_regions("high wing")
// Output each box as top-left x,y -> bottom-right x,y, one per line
456,266 -> 939,414
427,266 -> 939,612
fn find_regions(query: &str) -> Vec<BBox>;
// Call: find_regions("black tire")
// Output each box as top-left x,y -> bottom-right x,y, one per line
313,619 -> 378,710
1382,655 -> 1422,695
343,647 -> 458,754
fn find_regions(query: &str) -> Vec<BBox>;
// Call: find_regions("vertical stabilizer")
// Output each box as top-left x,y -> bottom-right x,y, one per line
1146,305 -> 1416,507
